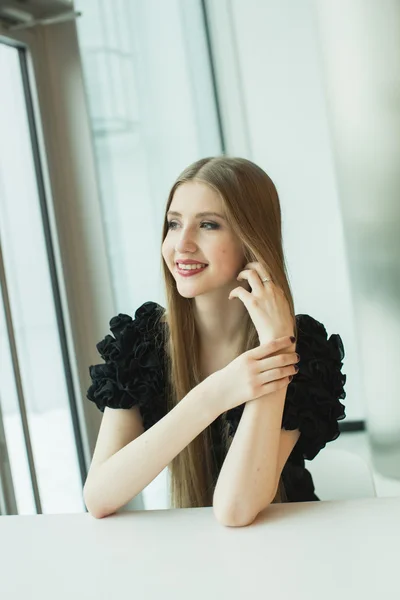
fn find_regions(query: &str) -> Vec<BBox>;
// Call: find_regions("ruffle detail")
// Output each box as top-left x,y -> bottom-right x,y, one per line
86,301 -> 167,431
225,314 -> 347,461
282,314 -> 346,460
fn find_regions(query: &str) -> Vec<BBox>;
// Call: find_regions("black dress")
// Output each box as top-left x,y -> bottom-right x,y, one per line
86,301 -> 347,503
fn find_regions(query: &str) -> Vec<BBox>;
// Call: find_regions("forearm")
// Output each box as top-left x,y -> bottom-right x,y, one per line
84,381 -> 218,519
213,386 -> 287,526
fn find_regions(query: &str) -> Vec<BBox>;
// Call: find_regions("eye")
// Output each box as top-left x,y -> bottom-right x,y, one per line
201,222 -> 220,230
167,221 -> 220,230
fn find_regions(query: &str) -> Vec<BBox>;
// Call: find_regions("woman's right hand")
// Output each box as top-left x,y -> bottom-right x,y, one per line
206,335 -> 299,415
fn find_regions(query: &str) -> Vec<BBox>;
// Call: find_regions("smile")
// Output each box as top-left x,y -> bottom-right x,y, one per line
176,264 -> 208,277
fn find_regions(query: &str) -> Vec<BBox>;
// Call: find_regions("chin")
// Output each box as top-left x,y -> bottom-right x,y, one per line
176,285 -> 198,298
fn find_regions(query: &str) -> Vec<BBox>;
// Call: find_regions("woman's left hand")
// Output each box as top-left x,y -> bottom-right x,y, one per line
229,262 -> 294,346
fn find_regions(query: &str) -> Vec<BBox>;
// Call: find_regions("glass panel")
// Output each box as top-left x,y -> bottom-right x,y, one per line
75,0 -> 222,308
75,0 -> 222,508
0,43 -> 84,514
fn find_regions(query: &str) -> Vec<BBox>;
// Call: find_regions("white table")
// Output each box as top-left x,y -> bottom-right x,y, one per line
0,496 -> 399,600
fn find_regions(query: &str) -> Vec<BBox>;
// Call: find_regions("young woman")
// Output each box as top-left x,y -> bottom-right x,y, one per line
84,156 -> 346,525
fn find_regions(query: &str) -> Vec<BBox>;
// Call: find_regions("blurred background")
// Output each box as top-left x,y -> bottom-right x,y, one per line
0,0 -> 399,515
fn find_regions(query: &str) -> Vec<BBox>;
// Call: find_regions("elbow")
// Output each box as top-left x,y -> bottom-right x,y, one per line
87,508 -> 107,520
83,486 -> 115,520
213,492 -> 275,527
85,504 -> 110,519
83,491 -> 104,519
213,502 -> 259,528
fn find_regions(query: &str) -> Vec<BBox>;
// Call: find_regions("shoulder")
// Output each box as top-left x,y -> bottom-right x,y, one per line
295,313 -> 345,357
86,301 -> 167,429
104,301 -> 165,350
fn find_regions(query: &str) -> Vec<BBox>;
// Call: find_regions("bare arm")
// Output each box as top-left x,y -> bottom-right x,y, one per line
213,342 -> 299,526
213,387 -> 292,526
83,379 -> 218,519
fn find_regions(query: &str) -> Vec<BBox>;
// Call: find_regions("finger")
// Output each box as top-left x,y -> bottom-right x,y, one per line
228,286 -> 253,303
257,365 -> 297,386
242,262 -> 271,283
249,374 -> 292,401
258,352 -> 299,372
250,336 -> 295,359
236,268 -> 265,294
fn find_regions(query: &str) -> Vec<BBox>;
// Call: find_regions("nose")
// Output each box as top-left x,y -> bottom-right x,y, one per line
174,229 -> 197,253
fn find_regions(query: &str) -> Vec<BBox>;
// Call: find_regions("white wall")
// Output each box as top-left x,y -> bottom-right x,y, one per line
207,0 -> 364,421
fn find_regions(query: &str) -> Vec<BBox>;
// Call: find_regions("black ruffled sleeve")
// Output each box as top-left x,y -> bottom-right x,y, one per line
225,314 -> 347,462
282,314 -> 347,460
86,301 -> 167,431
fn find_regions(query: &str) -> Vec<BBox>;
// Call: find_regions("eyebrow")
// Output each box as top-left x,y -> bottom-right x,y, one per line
167,210 -> 226,220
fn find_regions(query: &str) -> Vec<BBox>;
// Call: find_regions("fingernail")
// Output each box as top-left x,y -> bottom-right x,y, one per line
290,336 -> 296,343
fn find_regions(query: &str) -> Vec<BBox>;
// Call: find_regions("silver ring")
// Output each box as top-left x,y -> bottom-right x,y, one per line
262,277 -> 271,283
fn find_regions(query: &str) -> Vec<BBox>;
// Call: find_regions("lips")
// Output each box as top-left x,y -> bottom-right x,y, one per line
176,264 -> 208,277
175,261 -> 208,266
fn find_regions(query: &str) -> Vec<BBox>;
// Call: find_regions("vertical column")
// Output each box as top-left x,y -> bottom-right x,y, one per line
314,0 -> 400,477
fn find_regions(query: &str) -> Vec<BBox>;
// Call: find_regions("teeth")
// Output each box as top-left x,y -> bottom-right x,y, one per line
177,263 -> 207,270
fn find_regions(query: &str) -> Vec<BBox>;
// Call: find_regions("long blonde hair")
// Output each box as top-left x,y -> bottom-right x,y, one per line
159,156 -> 296,508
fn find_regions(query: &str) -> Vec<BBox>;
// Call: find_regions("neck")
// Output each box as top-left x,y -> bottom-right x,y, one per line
193,296 -> 248,348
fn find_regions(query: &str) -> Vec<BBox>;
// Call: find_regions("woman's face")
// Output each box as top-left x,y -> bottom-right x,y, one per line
162,181 -> 246,298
